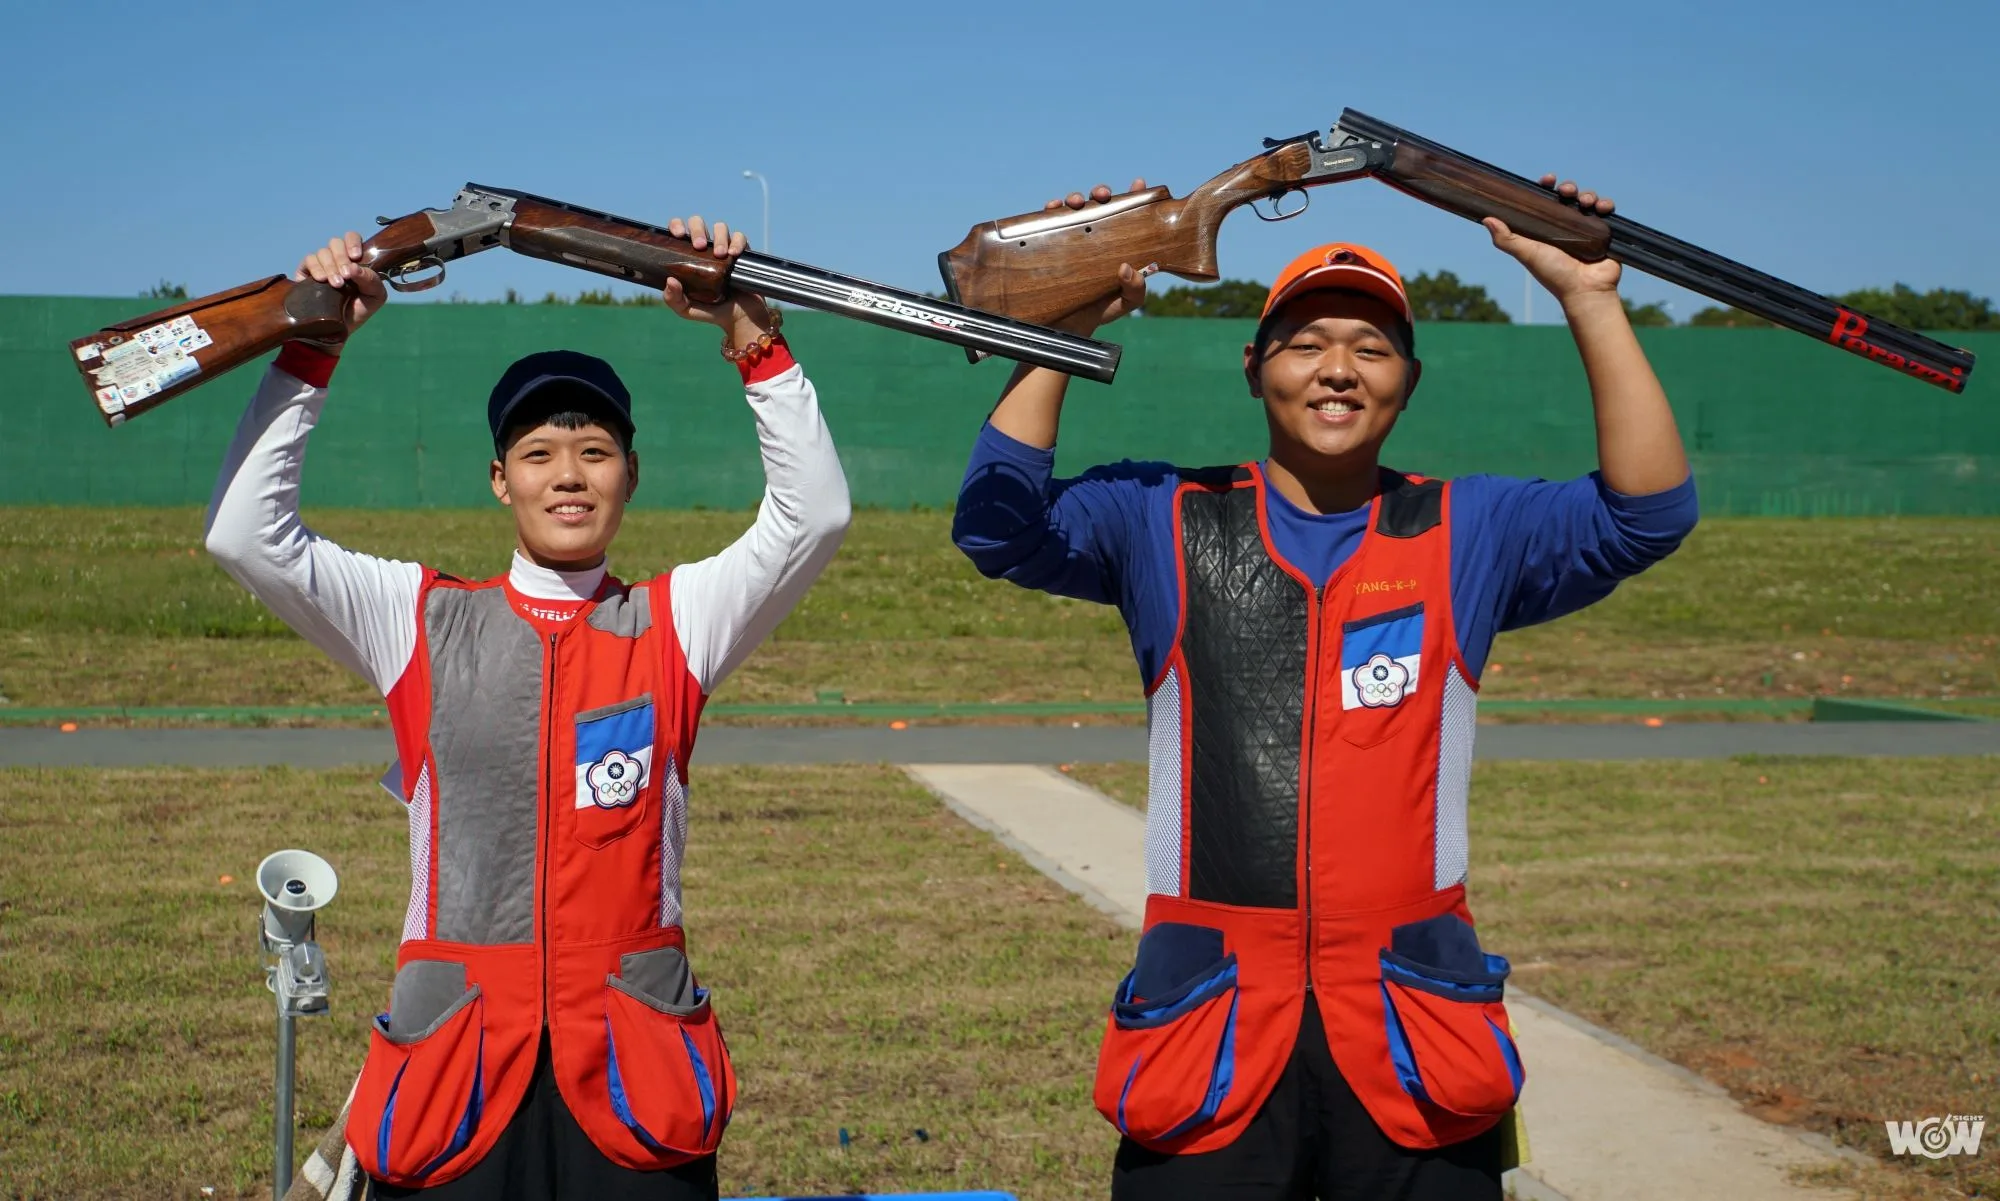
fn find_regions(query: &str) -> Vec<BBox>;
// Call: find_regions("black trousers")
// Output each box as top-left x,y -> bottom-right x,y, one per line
1111,1001 -> 1504,1201
367,1032 -> 718,1201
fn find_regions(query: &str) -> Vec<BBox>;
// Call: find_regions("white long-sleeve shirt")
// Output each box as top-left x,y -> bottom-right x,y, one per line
202,354 -> 851,699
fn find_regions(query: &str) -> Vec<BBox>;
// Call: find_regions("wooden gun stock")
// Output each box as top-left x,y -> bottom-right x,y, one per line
938,142 -> 1316,330
67,211 -> 449,427
69,277 -> 347,426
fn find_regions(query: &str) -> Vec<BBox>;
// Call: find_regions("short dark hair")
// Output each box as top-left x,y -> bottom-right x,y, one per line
494,383 -> 634,458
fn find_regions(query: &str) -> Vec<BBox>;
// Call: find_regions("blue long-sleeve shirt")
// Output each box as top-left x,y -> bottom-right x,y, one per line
952,423 -> 1699,688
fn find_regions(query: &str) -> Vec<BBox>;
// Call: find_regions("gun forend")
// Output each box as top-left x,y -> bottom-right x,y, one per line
1328,111 -> 1613,261
482,185 -> 733,303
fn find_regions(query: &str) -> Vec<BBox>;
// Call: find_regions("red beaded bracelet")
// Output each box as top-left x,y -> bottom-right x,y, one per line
721,309 -> 784,364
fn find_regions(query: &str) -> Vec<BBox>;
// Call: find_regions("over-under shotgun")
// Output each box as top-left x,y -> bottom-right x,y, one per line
938,109 -> 1975,393
71,185 -> 1122,427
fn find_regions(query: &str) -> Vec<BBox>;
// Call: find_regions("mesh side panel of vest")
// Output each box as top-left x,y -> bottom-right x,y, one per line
1179,486 -> 1306,909
1144,664 -> 1185,897
425,587 -> 544,945
1435,661 -> 1477,889
658,751 -> 689,927
402,762 -> 434,942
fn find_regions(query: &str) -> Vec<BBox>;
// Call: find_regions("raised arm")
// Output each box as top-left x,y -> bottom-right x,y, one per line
201,233 -> 423,695
1485,177 -> 1690,497
949,181 -> 1164,603
1433,181 -> 1699,678
984,180 -> 1154,453
659,216 -> 853,695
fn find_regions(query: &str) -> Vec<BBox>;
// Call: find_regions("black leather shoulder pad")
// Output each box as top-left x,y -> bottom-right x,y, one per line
1178,464 -> 1254,490
1375,473 -> 1444,539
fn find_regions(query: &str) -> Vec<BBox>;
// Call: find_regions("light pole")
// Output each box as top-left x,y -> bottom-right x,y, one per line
741,169 -> 770,253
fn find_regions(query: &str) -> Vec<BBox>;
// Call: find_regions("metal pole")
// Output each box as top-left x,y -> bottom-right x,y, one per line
741,170 -> 770,253
1523,266 -> 1532,325
275,1009 -> 296,1200
257,850 -> 335,1201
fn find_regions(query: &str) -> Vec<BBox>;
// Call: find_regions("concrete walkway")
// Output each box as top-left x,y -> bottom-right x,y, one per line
903,764 -> 1860,1201
5,719 -> 1996,768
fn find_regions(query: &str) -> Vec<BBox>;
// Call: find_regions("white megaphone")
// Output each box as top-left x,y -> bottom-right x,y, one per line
255,849 -> 339,1201
256,849 -> 338,948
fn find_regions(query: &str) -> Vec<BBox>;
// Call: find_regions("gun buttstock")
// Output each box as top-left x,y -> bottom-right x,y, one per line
70,276 -> 346,427
939,145 -> 1318,330
939,185 -> 1217,330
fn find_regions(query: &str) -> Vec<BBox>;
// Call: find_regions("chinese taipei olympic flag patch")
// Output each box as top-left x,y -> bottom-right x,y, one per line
1341,603 -> 1423,710
575,700 -> 655,809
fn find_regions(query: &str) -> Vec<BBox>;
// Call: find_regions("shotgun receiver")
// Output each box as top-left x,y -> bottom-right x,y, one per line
71,185 -> 1123,427
938,109 -> 1976,393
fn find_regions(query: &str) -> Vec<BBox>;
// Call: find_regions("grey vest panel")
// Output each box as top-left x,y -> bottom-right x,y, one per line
425,586 -> 544,945
1178,484 -> 1307,910
586,584 -> 652,638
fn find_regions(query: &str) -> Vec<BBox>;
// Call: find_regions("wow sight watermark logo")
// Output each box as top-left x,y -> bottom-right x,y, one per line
1884,1113 -> 1985,1158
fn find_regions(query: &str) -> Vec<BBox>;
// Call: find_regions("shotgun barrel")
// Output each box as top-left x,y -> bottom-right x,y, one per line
1333,109 -> 1975,393
481,185 -> 1123,384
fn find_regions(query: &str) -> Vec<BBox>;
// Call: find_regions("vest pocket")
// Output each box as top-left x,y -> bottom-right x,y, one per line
573,695 -> 658,850
1337,603 -> 1425,748
601,948 -> 736,1158
351,963 -> 486,1185
1093,922 -> 1242,1148
1376,918 -> 1524,1118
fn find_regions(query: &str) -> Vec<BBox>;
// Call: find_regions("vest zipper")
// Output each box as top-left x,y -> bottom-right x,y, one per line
1301,580 -> 1330,994
541,630 -> 558,1027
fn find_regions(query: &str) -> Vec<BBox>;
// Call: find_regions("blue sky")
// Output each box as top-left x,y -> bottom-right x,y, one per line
6,0 -> 1995,323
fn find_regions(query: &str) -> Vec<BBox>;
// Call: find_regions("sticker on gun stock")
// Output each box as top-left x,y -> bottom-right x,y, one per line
88,316 -> 208,414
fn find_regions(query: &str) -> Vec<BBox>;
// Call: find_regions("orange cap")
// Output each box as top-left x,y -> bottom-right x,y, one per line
1260,242 -> 1414,328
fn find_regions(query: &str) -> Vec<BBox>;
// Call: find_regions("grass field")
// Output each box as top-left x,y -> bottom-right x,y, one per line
1073,757 -> 2000,1201
2,508 -> 1997,721
0,764 -> 1137,1200
6,501 -> 1993,1200
4,756 -> 1995,1198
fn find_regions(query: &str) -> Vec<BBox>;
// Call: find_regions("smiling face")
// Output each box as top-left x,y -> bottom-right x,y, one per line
1245,289 -> 1421,478
489,408 -> 638,571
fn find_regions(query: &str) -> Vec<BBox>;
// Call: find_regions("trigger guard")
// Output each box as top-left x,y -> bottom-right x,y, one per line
386,256 -> 446,293
1251,190 -> 1310,222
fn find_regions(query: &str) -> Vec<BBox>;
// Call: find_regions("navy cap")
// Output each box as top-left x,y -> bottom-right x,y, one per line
487,350 -> 634,448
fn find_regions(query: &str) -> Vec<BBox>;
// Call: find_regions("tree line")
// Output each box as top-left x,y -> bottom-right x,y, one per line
1138,274 -> 1998,331
138,281 -> 664,306
136,275 -> 1996,331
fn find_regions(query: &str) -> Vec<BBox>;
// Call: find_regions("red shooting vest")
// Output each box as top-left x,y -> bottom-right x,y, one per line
345,570 -> 733,1187
1092,464 -> 1522,1155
